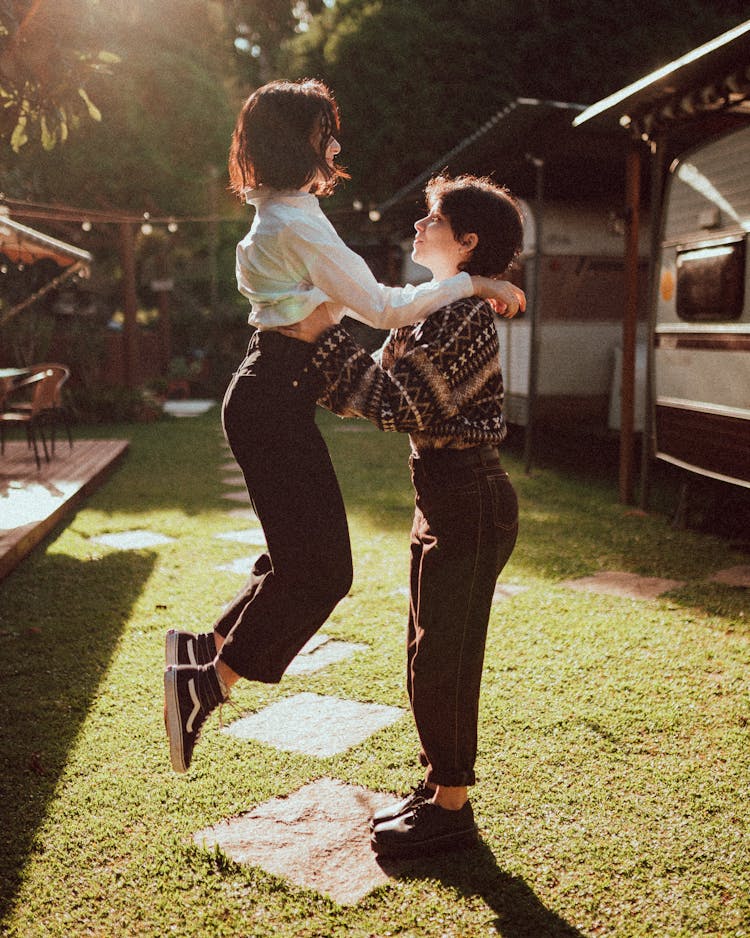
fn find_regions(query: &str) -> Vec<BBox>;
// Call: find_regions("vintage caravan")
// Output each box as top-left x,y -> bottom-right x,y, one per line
402,198 -> 649,430
653,124 -> 750,488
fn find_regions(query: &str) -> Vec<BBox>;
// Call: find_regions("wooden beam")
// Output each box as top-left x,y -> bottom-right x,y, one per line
619,141 -> 642,504
119,222 -> 139,389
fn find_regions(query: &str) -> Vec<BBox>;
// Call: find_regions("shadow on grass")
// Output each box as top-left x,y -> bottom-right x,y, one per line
379,838 -> 584,937
0,550 -> 157,923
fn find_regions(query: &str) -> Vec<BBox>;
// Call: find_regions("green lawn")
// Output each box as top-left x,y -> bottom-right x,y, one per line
1,408 -> 748,937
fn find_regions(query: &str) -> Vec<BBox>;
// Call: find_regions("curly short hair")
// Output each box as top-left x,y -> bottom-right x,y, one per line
424,174 -> 524,277
228,78 -> 348,198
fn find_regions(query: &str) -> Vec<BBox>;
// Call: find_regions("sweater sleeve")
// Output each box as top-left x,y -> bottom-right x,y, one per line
310,299 -> 497,433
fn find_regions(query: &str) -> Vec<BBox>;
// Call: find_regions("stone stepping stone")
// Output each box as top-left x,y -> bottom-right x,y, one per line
221,473 -> 246,487
225,508 -> 258,521
217,555 -> 267,576
492,583 -> 529,602
221,460 -> 239,472
93,530 -> 175,550
162,399 -> 215,417
298,633 -> 331,654
193,778 -> 398,905
222,490 -> 252,503
709,565 -> 750,588
214,529 -> 266,545
561,570 -> 684,600
224,692 -> 404,757
285,640 -> 367,676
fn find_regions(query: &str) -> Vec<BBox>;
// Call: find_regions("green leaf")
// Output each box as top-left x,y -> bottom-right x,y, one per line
78,87 -> 102,122
40,114 -> 57,150
96,50 -> 121,64
10,111 -> 28,151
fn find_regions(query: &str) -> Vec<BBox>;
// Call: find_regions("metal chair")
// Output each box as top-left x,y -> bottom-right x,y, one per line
0,365 -> 72,468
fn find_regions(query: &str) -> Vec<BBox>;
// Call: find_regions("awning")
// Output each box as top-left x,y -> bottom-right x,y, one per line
0,213 -> 93,325
0,213 -> 92,267
573,19 -> 750,143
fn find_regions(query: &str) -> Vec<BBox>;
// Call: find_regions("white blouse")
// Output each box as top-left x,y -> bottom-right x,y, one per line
236,188 -> 473,330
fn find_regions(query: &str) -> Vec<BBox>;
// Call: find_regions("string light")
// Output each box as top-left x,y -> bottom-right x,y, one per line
0,196 -> 245,227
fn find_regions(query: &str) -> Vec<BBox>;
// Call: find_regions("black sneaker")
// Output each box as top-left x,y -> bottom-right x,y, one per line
165,629 -> 216,668
371,800 -> 478,858
164,664 -> 225,773
370,783 -> 433,830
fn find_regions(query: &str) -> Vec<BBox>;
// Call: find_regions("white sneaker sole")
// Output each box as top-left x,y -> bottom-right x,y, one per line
165,630 -> 199,668
164,668 -> 188,773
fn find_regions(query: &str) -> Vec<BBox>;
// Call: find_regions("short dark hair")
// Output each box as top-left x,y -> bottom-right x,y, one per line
424,174 -> 524,277
228,78 -> 348,198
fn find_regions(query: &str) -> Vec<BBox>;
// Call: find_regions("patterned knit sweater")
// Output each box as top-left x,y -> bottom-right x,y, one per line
309,295 -> 507,452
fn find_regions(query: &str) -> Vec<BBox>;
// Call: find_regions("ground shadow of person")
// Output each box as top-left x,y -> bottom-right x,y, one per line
377,837 -> 586,938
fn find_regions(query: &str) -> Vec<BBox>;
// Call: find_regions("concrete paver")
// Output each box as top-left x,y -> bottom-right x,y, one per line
221,491 -> 252,503
709,565 -> 750,588
217,555 -> 267,575
93,530 -> 175,550
561,570 -> 684,600
214,529 -> 266,546
221,473 -> 246,487
493,583 -> 529,602
194,778 -> 397,905
162,400 -> 215,417
286,640 -> 368,675
224,692 -> 404,757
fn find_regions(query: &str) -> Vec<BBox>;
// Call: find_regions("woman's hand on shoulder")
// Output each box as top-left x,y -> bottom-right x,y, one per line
471,277 -> 526,318
276,302 -> 341,343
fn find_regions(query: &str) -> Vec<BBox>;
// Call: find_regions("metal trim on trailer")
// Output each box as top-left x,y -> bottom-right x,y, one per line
654,402 -> 750,487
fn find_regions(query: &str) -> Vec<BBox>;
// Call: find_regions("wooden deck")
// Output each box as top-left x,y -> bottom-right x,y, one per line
0,438 -> 129,581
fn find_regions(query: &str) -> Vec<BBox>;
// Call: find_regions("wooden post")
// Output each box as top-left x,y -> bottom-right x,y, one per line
619,141 -> 641,503
639,136 -> 666,511
119,222 -> 139,389
153,248 -> 173,375
524,154 -> 544,476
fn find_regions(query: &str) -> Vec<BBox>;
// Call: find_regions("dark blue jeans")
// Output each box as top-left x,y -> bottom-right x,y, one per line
407,447 -> 518,787
214,331 -> 353,683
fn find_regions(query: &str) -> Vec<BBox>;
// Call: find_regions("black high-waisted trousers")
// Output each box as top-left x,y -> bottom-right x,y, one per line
213,330 -> 353,683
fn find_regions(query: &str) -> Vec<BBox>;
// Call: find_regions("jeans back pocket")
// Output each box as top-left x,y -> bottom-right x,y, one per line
485,472 -> 518,530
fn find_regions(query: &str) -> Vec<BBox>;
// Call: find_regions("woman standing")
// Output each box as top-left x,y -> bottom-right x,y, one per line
294,174 -> 524,857
163,81 -> 525,775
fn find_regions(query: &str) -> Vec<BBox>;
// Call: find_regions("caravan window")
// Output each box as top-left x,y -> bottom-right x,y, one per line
676,238 -> 745,322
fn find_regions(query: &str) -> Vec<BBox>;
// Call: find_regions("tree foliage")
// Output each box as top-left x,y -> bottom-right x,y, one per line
1,0 -> 246,357
288,0 -> 749,205
0,0 -> 321,152
224,0 -> 328,86
3,1 -> 237,215
0,0 -> 119,151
